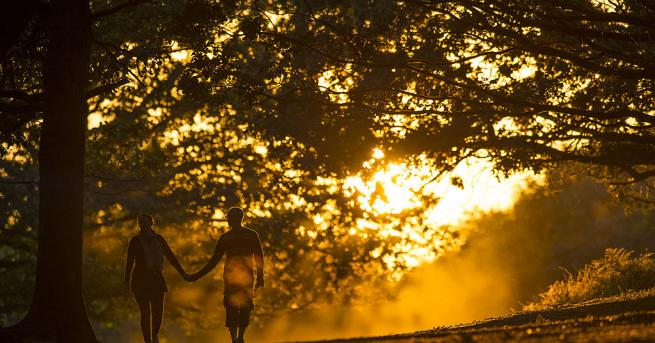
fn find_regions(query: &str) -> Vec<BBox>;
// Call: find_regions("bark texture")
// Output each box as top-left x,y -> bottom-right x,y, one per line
3,0 -> 97,341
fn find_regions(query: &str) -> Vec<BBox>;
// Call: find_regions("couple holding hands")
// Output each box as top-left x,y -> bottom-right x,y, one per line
124,207 -> 264,343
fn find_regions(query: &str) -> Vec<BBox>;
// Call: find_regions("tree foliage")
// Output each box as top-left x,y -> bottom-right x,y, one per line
210,0 -> 655,200
2,0 -> 655,337
1,0 -> 450,333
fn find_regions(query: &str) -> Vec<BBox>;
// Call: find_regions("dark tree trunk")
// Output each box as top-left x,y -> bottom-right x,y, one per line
3,0 -> 97,341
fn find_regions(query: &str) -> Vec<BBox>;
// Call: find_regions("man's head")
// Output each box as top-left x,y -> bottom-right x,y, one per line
227,207 -> 244,228
137,213 -> 154,230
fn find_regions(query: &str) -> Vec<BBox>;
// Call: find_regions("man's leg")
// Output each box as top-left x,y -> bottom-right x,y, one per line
134,293 -> 152,343
236,299 -> 253,342
151,292 -> 165,343
225,295 -> 239,343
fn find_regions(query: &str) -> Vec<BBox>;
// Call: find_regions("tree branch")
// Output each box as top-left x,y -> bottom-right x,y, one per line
92,0 -> 155,20
0,90 -> 40,102
86,78 -> 129,98
0,178 -> 37,185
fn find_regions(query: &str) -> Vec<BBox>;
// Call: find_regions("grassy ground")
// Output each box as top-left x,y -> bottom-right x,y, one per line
299,293 -> 655,342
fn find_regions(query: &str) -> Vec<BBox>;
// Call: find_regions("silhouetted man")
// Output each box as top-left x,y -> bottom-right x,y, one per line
188,207 -> 264,343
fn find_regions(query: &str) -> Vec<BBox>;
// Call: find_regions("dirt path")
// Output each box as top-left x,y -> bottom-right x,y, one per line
298,296 -> 655,342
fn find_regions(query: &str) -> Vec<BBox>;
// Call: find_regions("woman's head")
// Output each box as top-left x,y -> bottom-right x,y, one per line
137,213 -> 154,230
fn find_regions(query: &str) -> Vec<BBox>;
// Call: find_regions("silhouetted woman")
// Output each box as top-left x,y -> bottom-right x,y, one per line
124,213 -> 188,343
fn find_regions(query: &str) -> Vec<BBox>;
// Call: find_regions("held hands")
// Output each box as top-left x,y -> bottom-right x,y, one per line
183,272 -> 202,282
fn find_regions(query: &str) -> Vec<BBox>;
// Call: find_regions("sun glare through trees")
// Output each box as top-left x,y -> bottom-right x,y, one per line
343,149 -> 540,268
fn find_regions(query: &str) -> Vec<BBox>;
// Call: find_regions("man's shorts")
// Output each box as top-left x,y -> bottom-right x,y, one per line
224,293 -> 254,328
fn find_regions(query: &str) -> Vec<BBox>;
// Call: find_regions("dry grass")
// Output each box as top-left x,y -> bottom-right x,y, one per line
524,248 -> 655,310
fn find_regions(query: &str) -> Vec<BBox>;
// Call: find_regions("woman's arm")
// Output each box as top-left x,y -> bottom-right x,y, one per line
159,235 -> 188,278
124,238 -> 136,285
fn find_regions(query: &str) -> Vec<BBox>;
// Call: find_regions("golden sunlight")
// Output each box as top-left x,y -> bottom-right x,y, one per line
346,150 -> 539,226
343,149 -> 542,268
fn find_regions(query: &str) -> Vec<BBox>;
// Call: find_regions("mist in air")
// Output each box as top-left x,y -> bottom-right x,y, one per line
247,176 -> 655,342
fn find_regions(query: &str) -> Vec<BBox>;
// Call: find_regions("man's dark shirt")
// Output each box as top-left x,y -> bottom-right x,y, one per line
214,227 -> 264,296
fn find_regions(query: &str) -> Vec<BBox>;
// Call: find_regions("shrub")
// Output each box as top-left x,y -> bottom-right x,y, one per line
524,248 -> 655,310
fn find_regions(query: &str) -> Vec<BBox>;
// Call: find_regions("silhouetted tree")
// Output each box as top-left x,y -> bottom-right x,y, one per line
4,0 -> 655,339
0,0 -> 225,340
0,0 -> 97,340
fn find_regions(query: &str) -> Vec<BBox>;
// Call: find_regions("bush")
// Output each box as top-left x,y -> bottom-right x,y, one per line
525,248 -> 655,310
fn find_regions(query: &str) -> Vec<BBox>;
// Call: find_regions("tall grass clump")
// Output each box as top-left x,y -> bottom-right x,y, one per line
525,248 -> 655,310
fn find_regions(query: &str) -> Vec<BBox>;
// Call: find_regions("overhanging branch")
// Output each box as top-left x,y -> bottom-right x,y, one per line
92,0 -> 156,20
86,78 -> 129,98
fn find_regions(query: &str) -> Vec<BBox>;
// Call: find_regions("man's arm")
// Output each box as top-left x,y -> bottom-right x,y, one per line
159,235 -> 188,279
254,233 -> 264,288
124,238 -> 136,286
190,237 -> 225,281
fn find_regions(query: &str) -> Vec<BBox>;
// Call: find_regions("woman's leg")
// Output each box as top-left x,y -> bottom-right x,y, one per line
228,327 -> 238,343
237,323 -> 247,343
151,292 -> 165,343
134,293 -> 152,343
